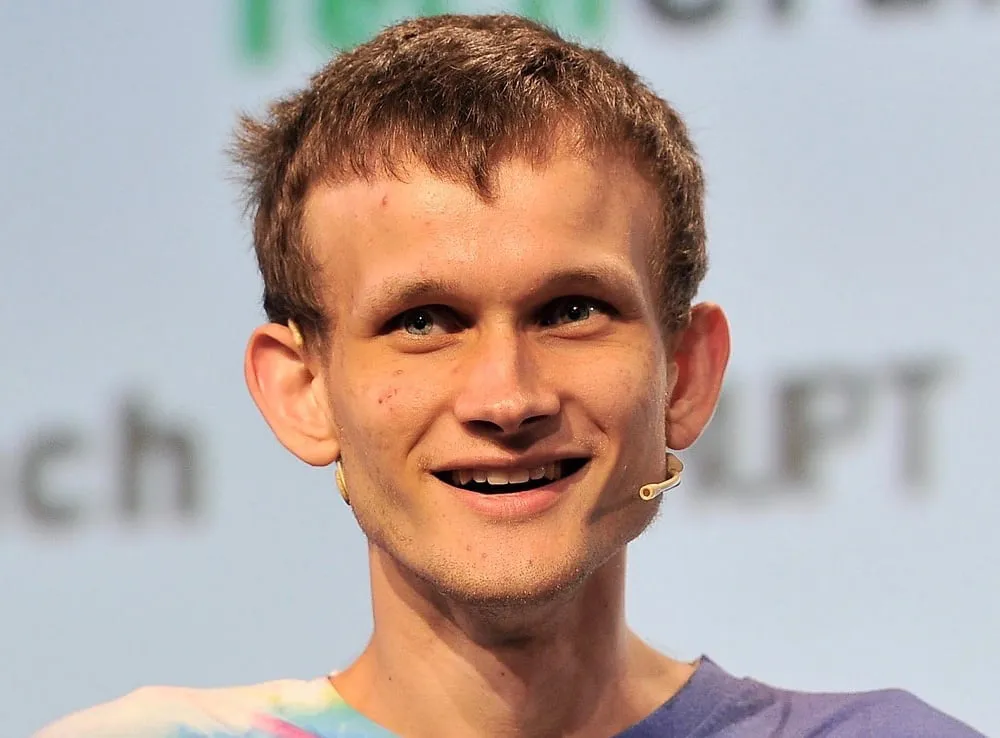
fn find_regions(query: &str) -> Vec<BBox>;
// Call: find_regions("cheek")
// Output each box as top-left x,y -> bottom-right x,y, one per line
561,341 -> 666,430
335,365 -> 446,450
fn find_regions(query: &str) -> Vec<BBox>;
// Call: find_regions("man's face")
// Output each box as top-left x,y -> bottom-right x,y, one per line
303,152 -> 676,605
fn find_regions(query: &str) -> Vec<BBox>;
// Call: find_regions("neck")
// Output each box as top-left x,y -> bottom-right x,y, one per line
333,547 -> 695,738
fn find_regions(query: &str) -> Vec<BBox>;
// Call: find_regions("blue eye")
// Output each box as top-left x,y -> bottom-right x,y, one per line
401,308 -> 436,335
542,297 -> 607,327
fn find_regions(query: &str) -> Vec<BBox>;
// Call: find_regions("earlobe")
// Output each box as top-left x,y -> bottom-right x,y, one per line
244,323 -> 340,467
665,303 -> 731,450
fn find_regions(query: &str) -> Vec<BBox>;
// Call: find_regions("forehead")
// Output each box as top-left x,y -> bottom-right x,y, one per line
302,153 -> 660,310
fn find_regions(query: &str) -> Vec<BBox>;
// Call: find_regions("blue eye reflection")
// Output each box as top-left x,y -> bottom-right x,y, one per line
401,308 -> 436,335
543,297 -> 606,327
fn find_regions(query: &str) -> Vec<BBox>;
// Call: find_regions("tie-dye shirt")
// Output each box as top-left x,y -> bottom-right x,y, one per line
31,675 -> 392,737
32,658 -> 984,737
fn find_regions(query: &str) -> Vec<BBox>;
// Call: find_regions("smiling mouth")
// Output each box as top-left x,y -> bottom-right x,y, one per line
434,458 -> 590,495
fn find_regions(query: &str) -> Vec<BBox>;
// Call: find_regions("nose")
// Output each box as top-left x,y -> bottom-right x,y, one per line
452,329 -> 560,436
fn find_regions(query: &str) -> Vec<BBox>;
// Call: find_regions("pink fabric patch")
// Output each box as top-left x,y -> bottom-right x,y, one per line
252,714 -> 319,737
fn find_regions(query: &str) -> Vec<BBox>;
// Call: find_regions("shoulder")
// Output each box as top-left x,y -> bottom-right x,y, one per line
849,689 -> 984,737
31,678 -> 331,738
32,685 -> 210,738
681,660 -> 984,738
733,681 -> 985,738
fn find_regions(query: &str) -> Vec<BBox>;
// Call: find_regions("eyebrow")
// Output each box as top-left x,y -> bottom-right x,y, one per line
357,263 -> 644,319
538,264 -> 643,298
359,277 -> 455,318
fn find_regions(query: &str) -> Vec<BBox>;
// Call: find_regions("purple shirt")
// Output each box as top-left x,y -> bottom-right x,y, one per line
620,658 -> 984,737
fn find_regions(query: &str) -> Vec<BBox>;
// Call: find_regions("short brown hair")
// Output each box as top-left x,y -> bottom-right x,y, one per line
231,13 -> 706,342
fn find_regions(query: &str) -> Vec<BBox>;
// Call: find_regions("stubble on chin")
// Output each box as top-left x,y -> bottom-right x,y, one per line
363,512 -> 654,644
353,459 -> 662,638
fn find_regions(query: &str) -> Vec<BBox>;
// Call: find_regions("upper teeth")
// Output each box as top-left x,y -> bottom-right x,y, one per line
452,462 -> 562,487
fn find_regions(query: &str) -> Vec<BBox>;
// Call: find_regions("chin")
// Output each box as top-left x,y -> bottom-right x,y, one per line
365,492 -> 658,617
461,520 -> 650,608
431,560 -> 590,609
410,526 -> 638,617
417,568 -> 594,640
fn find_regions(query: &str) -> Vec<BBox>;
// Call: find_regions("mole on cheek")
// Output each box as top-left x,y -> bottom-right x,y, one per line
377,386 -> 399,405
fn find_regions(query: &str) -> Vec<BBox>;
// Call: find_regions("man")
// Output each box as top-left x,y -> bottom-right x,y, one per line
35,13 -> 983,738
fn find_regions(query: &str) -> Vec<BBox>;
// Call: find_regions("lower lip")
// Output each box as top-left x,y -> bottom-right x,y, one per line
443,467 -> 586,520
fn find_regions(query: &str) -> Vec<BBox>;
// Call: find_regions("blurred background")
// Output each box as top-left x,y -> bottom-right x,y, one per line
2,1 -> 998,735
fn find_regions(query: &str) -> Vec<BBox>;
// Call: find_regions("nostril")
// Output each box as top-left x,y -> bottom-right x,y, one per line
520,414 -> 549,427
469,419 -> 505,433
464,415 -> 553,437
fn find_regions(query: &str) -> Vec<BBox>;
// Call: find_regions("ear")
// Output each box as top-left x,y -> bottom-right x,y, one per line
665,302 -> 731,450
244,323 -> 340,466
